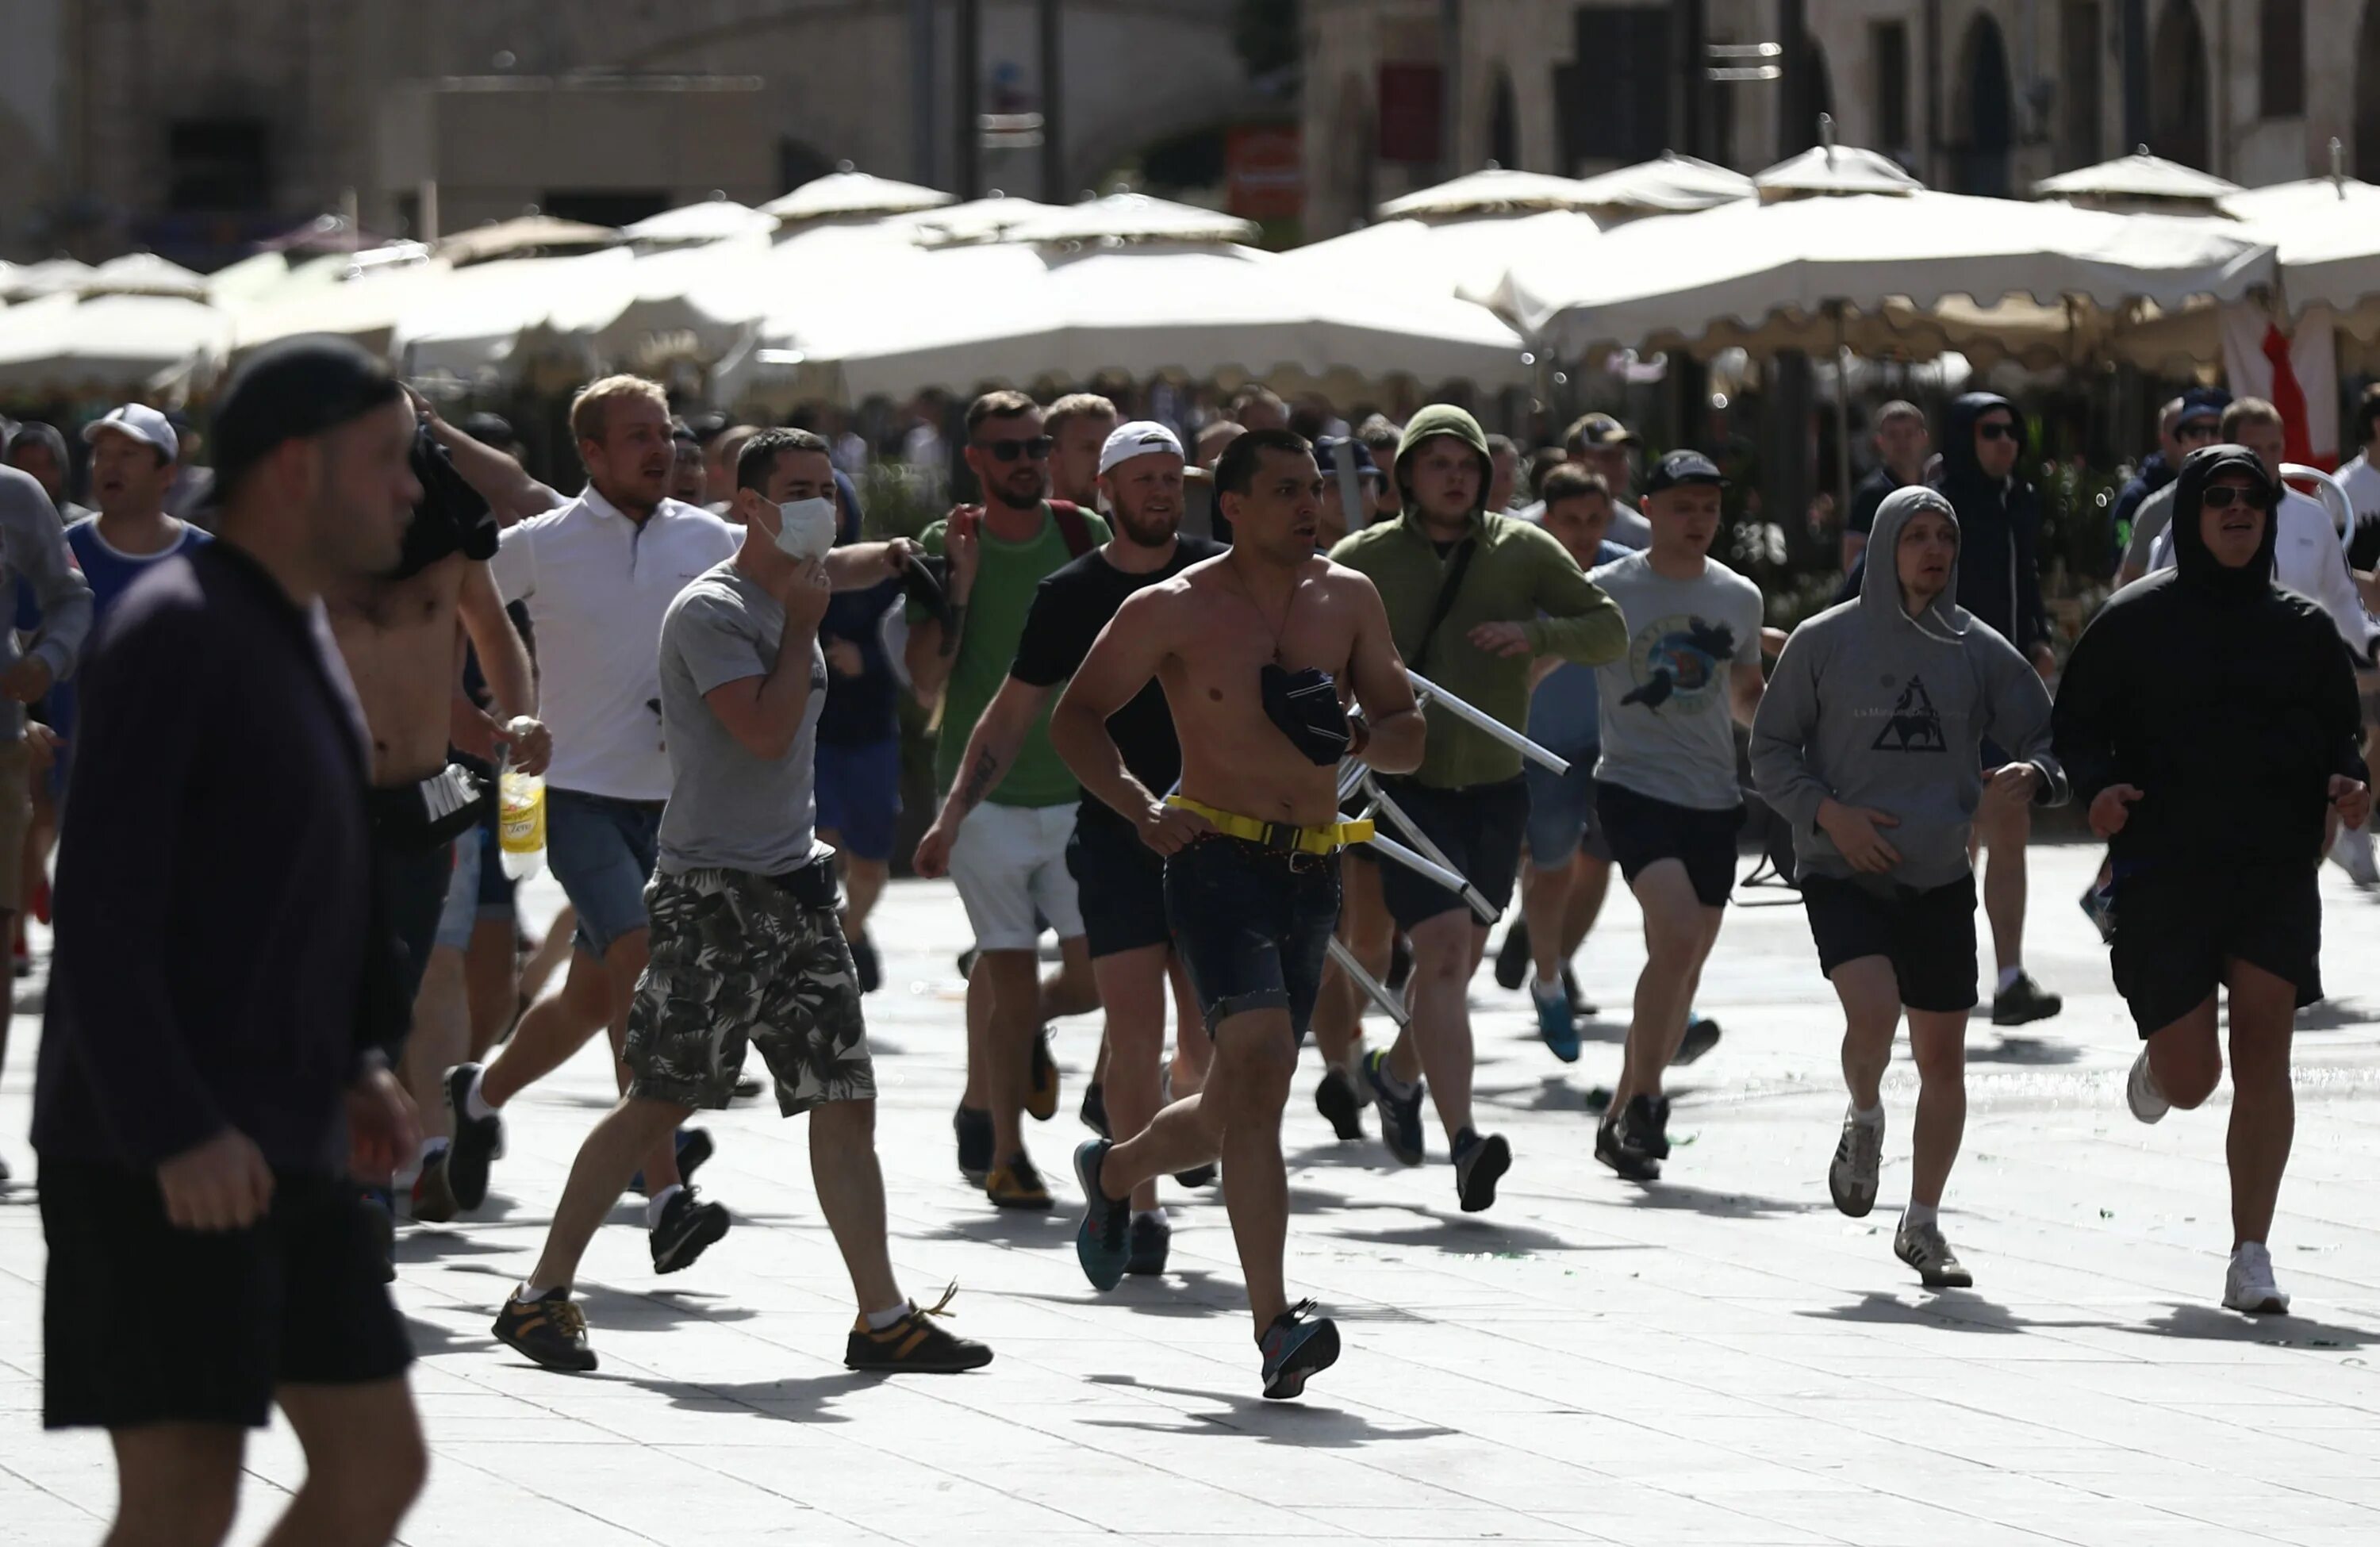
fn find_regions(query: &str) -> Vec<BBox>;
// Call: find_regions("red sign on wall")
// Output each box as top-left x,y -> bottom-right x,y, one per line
1227,125 -> 1304,220
1377,63 -> 1445,163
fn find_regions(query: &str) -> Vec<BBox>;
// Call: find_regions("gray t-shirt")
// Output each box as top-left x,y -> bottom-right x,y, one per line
1589,551 -> 1765,811
656,562 -> 828,876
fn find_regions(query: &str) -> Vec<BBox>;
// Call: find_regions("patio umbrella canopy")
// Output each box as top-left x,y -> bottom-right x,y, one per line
1277,209 -> 1602,318
996,192 -> 1258,247
621,199 -> 777,246
1376,167 -> 1605,219
762,169 -> 955,224
1568,152 -> 1757,216
436,216 -> 620,267
0,290 -> 228,392
2034,148 -> 2242,209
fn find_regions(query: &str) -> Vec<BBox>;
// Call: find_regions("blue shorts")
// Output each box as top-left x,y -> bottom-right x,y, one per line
1523,752 -> 1612,867
548,789 -> 663,958
815,739 -> 902,864
433,827 -> 482,953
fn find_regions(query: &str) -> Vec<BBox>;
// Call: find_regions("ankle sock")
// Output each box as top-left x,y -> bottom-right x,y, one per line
1902,1201 -> 1940,1230
1996,965 -> 2024,994
646,1184 -> 682,1229
862,1300 -> 912,1331
1848,1102 -> 1884,1129
463,1069 -> 497,1121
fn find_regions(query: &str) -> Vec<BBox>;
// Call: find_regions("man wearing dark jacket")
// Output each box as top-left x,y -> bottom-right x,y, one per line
2054,445 -> 2370,1318
1930,393 -> 2060,1028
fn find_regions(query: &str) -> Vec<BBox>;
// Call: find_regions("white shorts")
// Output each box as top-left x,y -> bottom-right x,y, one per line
948,800 -> 1084,952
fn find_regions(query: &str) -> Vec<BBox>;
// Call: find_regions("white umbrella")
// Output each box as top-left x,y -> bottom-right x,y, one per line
622,199 -> 776,246
1569,152 -> 1757,214
2,257 -> 94,301
1279,209 -> 1602,323
1752,143 -> 1924,199
232,256 -> 459,357
2035,148 -> 2241,208
81,252 -> 210,300
896,194 -> 1065,246
0,290 -> 228,391
1376,167 -> 1602,219
436,216 -> 620,267
762,169 -> 954,223
997,191 -> 1257,247
2218,175 -> 2380,224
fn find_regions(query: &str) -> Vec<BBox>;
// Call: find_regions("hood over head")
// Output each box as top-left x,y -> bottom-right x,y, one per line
1861,484 -> 1967,643
1939,392 -> 2022,487
2169,443 -> 2278,597
1394,403 -> 1491,519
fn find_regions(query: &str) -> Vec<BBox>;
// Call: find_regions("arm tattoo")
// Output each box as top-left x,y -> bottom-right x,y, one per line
957,745 -> 999,808
939,604 -> 968,658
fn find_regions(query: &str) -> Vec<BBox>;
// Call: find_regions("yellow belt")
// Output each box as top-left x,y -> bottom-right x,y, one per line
1167,796 -> 1373,855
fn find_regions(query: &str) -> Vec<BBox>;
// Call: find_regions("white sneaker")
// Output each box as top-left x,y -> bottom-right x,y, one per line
2223,1242 -> 2291,1315
1827,1110 -> 1884,1218
2125,1048 -> 2170,1125
2329,823 -> 2380,886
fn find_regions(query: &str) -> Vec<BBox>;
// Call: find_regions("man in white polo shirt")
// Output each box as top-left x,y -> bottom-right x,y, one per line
451,375 -> 741,1270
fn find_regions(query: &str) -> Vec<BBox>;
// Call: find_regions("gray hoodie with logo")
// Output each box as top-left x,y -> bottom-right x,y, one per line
1750,486 -> 2067,890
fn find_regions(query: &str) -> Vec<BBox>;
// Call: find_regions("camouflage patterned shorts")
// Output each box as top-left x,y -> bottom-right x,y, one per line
624,866 -> 874,1115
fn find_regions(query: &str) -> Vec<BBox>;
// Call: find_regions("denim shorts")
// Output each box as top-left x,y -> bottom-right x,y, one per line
433,826 -> 483,953
547,789 -> 664,957
1165,836 -> 1342,1041
1523,753 -> 1612,867
815,739 -> 902,864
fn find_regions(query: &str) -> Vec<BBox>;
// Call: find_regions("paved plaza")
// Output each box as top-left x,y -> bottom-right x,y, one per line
5,842 -> 2380,1545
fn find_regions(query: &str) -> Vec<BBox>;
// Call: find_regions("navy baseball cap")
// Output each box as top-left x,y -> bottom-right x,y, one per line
1643,449 -> 1728,493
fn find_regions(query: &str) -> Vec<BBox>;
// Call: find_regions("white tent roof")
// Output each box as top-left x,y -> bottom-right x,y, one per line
1569,152 -> 1756,214
2034,149 -> 2241,205
230,257 -> 459,356
1376,168 -> 1602,219
1753,144 -> 1923,199
1277,209 -> 1601,321
436,216 -> 620,267
2218,175 -> 2380,223
81,252 -> 209,299
762,171 -> 954,222
994,192 -> 1257,247
621,199 -> 776,245
2,257 -> 95,301
896,195 -> 1066,246
0,290 -> 227,390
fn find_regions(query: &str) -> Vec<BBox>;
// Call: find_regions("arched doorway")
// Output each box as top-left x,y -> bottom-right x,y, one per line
1952,13 -> 2016,195
2359,2 -> 2380,176
1487,67 -> 1518,170
2150,0 -> 2212,169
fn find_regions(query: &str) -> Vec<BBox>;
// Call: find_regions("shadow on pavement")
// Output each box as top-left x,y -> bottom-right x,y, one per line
608,1371 -> 885,1423
1616,1181 -> 1824,1219
2294,996 -> 2373,1032
916,1211 -> 1077,1249
1315,1209 -> 1619,1257
1000,1267 -> 1247,1319
2140,1302 -> 2379,1349
1969,1035 -> 2085,1066
1798,1290 -> 2114,1336
1079,1374 -> 1457,1446
403,1314 -> 484,1358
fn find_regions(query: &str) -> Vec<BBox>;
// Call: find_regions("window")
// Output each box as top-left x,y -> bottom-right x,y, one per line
1555,7 -> 1670,171
2060,2 -> 2102,167
2260,0 -> 2305,117
1872,22 -> 1911,152
167,119 -> 270,213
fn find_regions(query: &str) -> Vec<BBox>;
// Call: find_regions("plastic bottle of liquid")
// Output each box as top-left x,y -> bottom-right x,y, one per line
498,762 -> 547,881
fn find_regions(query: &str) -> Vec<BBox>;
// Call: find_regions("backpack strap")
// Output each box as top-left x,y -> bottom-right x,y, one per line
1410,537 -> 1476,671
1048,500 -> 1096,558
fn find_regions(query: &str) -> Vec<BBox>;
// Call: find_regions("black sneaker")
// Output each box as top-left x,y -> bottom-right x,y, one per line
850,930 -> 882,994
1385,934 -> 1415,993
1992,972 -> 2063,1027
650,1187 -> 731,1275
1563,964 -> 1596,1019
1452,1129 -> 1511,1214
1127,1212 -> 1172,1276
1027,1026 -> 1060,1122
1079,1080 -> 1109,1138
846,1284 -> 993,1372
1595,1107 -> 1661,1183
493,1291 -> 597,1372
1173,1164 -> 1218,1188
731,1073 -> 765,1100
1637,1094 -> 1674,1161
1675,1015 -> 1722,1066
629,1126 -> 715,1197
1361,1050 -> 1426,1166
954,1104 -> 993,1187
442,1063 -> 502,1211
1492,919 -> 1531,991
1258,1300 -> 1341,1399
985,1153 -> 1053,1211
1315,1065 -> 1365,1141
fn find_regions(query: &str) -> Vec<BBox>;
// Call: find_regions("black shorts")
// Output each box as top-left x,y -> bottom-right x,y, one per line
1597,781 -> 1745,908
1800,872 -> 1979,1014
1068,818 -> 1172,960
41,1162 -> 413,1430
1372,776 -> 1529,930
375,835 -> 455,1010
1165,837 -> 1341,1039
2110,862 -> 2322,1038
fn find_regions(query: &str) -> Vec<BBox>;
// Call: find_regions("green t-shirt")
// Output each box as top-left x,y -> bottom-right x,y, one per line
914,503 -> 1110,808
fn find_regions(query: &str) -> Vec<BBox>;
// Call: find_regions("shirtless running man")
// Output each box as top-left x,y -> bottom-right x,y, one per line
1050,427 -> 1425,1399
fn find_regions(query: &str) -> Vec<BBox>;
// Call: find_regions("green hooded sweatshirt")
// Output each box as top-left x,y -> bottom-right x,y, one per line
1329,404 -> 1627,788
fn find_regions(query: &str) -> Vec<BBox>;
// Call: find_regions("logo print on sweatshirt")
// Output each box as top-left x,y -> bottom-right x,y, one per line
1621,616 -> 1738,715
1870,675 -> 1947,753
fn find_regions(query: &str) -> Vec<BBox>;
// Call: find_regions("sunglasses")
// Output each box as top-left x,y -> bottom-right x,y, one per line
975,435 -> 1053,463
1976,421 -> 2020,443
2200,485 -> 2273,512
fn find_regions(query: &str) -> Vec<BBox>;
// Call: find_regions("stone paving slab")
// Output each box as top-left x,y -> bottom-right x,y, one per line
5,843 -> 2380,1545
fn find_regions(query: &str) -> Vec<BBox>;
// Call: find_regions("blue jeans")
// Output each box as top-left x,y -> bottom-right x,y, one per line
547,789 -> 663,957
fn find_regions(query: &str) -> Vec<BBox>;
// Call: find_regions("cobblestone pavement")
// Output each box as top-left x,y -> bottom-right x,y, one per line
6,843 -> 2380,1545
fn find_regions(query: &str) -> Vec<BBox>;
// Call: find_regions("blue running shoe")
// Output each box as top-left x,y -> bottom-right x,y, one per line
1362,1050 -> 1426,1166
1259,1300 -> 1341,1399
1531,980 -> 1580,1063
1074,1140 -> 1130,1291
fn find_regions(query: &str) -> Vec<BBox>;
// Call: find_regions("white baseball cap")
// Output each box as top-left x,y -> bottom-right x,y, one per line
82,403 -> 179,463
1097,420 -> 1184,476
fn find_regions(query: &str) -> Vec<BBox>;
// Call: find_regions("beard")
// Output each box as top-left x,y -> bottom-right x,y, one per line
1110,499 -> 1180,550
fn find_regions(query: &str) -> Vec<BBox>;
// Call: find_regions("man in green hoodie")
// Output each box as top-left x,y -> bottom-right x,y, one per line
1330,405 -> 1627,1211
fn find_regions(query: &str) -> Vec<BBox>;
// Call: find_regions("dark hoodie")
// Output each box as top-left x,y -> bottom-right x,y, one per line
2052,444 -> 2367,873
1930,393 -> 2050,653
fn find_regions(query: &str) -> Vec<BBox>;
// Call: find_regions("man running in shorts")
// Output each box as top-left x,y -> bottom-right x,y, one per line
490,428 -> 988,1375
1590,451 -> 1766,1183
915,421 -> 1223,1273
1053,427 -> 1424,1398
2056,445 -> 2370,1315
1752,486 -> 2067,1287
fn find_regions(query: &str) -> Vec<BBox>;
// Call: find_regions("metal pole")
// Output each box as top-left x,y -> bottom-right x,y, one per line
1038,0 -> 1064,202
1406,670 -> 1571,774
911,0 -> 935,187
1327,936 -> 1410,1027
954,0 -> 981,201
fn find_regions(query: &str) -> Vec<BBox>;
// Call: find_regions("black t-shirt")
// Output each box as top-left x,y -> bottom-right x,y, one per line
1010,536 -> 1226,839
393,427 -> 498,580
1845,465 -> 1905,537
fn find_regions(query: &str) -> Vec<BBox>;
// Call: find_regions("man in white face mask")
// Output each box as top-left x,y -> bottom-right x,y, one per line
491,429 -> 989,1376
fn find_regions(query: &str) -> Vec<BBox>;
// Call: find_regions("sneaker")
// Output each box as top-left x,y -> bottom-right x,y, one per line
2125,1048 -> 2170,1125
845,1285 -> 993,1372
442,1064 -> 502,1211
1027,1027 -> 1060,1122
1492,919 -> 1531,990
1361,1050 -> 1426,1166
361,1186 -> 397,1282
1315,1065 -> 1366,1141
1532,980 -> 1580,1063
1637,1094 -> 1674,1161
1258,1300 -> 1342,1399
629,1126 -> 715,1197
850,930 -> 882,992
1676,1014 -> 1722,1066
410,1148 -> 459,1224
1562,965 -> 1596,1019
1829,1111 -> 1884,1218
2079,881 -> 2118,943
1127,1212 -> 1172,1276
954,1105 -> 994,1187
493,1291 -> 597,1372
986,1153 -> 1053,1211
1453,1129 -> 1511,1214
1073,1140 -> 1130,1288
2329,823 -> 2380,887
1594,1107 -> 1660,1184
1079,1081 -> 1109,1139
650,1187 -> 731,1275
1894,1217 -> 1974,1288
1173,1164 -> 1218,1188
1990,972 -> 2063,1027
2222,1242 -> 2291,1315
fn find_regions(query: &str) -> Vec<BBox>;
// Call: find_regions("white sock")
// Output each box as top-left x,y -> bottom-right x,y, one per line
646,1184 -> 683,1230
1996,965 -> 2023,994
1848,1102 -> 1884,1129
1903,1201 -> 1940,1230
464,1068 -> 497,1121
1532,972 -> 1562,996
520,1282 -> 565,1302
418,1137 -> 451,1163
862,1299 -> 912,1330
